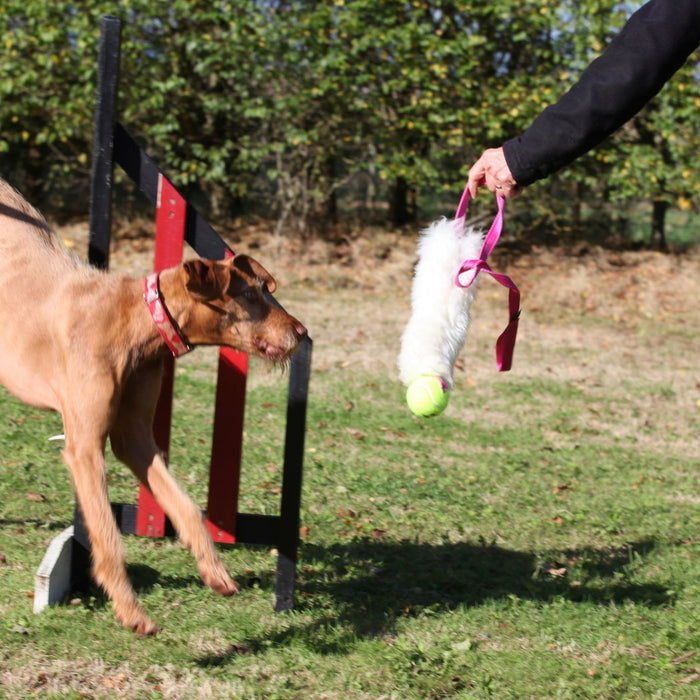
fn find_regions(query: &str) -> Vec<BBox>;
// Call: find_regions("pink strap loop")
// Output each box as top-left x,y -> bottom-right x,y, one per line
454,187 -> 520,371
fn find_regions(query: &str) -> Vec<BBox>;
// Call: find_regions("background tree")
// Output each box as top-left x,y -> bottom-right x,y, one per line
602,64 -> 700,250
0,2 -> 101,204
0,0 -> 697,247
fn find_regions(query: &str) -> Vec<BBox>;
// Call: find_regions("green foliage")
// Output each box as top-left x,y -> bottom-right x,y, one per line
605,73 -> 700,213
0,2 -> 100,196
0,1 -> 698,240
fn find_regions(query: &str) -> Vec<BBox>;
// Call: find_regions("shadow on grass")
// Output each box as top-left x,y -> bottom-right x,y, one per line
195,537 -> 672,666
55,533 -> 670,663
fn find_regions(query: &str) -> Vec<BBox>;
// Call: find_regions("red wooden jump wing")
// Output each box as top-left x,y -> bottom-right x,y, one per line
135,175 -> 186,537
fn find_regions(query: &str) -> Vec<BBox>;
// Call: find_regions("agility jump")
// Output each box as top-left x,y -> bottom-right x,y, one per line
33,15 -> 312,628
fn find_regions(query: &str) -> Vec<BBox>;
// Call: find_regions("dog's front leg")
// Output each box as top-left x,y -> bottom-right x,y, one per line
61,420 -> 160,636
130,446 -> 240,597
110,367 -> 239,598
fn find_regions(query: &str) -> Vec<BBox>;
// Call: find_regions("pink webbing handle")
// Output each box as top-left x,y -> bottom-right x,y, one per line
454,188 -> 520,371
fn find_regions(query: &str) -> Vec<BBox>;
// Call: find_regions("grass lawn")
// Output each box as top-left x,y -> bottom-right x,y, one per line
0,232 -> 699,698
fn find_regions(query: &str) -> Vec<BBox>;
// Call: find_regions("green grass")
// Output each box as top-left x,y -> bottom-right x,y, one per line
0,346 -> 699,698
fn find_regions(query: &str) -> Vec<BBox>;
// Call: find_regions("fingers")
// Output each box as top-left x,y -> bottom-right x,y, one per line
467,160 -> 487,199
493,181 -> 523,199
468,147 -> 523,199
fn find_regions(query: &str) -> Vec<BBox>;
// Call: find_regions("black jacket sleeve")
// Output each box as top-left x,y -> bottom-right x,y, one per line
502,0 -> 700,186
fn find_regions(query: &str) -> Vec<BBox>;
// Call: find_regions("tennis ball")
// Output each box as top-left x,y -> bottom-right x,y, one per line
406,376 -> 449,417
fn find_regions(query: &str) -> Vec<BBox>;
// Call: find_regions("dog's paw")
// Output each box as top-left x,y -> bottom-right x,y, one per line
134,618 -> 162,637
213,576 -> 241,597
115,606 -> 161,636
200,561 -> 240,597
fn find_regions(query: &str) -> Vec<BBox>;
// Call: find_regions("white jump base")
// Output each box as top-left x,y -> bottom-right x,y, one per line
34,526 -> 75,614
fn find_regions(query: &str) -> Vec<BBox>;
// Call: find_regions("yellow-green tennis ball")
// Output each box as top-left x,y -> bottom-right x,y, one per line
406,376 -> 449,417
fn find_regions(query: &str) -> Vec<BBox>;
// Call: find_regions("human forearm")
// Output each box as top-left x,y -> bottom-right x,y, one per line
503,0 -> 700,186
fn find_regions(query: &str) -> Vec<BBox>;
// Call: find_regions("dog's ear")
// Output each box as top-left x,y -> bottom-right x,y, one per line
232,254 -> 277,294
183,260 -> 231,301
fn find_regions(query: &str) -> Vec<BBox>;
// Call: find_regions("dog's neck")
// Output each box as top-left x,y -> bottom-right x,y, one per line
143,272 -> 193,357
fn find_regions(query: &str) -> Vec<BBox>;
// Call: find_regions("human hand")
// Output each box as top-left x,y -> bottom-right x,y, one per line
467,147 -> 522,199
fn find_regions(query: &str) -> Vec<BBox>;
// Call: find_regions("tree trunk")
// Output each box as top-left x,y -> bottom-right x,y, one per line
650,199 -> 668,251
571,181 -> 582,240
389,176 -> 414,228
324,189 -> 338,228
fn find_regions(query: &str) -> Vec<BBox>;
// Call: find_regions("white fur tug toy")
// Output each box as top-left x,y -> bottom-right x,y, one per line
398,187 -> 521,417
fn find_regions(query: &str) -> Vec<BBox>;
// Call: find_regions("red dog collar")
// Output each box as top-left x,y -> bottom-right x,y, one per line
143,272 -> 193,357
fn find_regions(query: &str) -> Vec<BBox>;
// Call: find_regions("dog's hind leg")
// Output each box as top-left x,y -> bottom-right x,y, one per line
109,364 -> 239,598
61,401 -> 160,635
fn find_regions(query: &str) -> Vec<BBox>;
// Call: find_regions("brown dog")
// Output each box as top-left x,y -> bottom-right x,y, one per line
0,179 -> 306,634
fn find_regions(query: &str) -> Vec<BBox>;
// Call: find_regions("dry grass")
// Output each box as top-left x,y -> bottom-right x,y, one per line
56,216 -> 700,463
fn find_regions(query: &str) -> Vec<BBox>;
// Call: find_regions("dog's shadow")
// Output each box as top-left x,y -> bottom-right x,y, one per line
195,537 -> 671,666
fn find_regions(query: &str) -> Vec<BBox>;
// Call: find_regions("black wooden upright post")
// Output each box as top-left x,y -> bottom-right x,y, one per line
88,15 -> 121,269
70,14 -> 123,591
275,336 -> 312,611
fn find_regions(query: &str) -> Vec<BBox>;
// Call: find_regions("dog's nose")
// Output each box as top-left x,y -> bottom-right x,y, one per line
294,321 -> 307,339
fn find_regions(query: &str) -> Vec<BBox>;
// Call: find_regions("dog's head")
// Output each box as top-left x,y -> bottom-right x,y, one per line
174,255 -> 306,362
